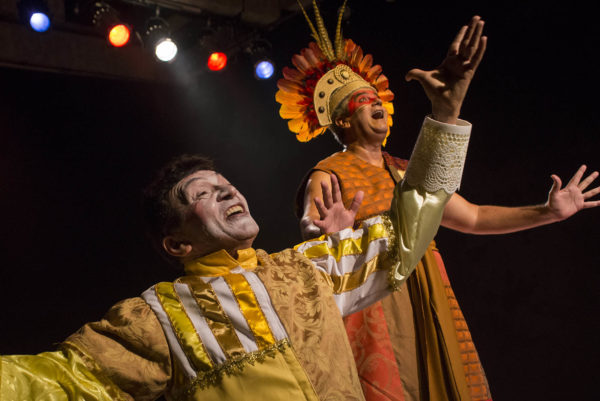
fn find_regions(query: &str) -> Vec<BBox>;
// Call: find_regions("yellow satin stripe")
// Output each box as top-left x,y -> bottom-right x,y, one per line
155,282 -> 213,371
323,254 -> 385,294
179,276 -> 246,358
301,223 -> 387,261
224,274 -> 276,349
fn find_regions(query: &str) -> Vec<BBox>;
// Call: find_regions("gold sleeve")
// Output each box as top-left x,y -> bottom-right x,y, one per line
387,116 -> 471,289
1,297 -> 171,401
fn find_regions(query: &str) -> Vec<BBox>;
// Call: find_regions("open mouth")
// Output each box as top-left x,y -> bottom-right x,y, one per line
225,205 -> 244,218
371,110 -> 385,119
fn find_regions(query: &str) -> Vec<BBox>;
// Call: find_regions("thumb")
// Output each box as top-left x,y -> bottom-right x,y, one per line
405,68 -> 427,82
549,174 -> 562,194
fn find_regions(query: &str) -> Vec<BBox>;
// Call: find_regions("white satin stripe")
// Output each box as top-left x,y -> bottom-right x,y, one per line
297,216 -> 384,252
298,217 -> 389,277
174,283 -> 227,364
311,236 -> 389,278
333,270 -> 392,317
142,286 -> 197,378
203,275 -> 259,353
235,267 -> 289,341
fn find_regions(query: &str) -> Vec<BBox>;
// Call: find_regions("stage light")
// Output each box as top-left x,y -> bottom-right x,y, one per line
92,2 -> 131,48
245,40 -> 275,80
145,18 -> 177,62
18,0 -> 51,32
108,24 -> 130,47
29,11 -> 50,32
155,38 -> 178,62
207,52 -> 227,71
254,60 -> 275,80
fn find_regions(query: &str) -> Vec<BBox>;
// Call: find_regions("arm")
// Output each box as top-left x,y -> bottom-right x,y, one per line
442,165 -> 600,234
1,298 -> 171,401
406,15 -> 487,124
296,117 -> 472,315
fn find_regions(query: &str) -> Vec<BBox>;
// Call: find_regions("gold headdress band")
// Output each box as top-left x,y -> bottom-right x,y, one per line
275,0 -> 394,144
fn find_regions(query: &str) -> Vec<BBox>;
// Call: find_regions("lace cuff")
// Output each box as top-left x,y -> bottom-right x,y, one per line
404,116 -> 471,194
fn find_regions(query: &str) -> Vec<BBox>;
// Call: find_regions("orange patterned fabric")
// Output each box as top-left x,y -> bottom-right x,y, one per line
433,252 -> 492,401
313,151 -> 407,401
313,151 -> 407,222
301,150 -> 492,401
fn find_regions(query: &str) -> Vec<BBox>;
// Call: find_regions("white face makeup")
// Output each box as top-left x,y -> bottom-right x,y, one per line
168,170 -> 259,258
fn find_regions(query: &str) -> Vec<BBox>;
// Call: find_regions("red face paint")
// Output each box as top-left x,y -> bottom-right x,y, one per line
347,89 -> 379,116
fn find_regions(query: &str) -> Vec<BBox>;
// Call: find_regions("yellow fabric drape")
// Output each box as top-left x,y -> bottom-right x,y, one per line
1,348 -> 128,401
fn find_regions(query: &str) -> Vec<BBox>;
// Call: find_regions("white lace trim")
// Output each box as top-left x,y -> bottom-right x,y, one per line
404,117 -> 471,194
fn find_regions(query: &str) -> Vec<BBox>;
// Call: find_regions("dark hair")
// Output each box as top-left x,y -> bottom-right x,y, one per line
142,154 -> 216,264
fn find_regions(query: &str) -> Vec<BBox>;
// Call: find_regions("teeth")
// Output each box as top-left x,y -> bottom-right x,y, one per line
226,205 -> 243,217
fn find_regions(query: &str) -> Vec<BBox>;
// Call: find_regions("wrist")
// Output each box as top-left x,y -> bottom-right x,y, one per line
431,107 -> 460,125
542,202 -> 565,223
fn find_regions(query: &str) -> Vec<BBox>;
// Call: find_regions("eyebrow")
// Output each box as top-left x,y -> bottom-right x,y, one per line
176,177 -> 205,205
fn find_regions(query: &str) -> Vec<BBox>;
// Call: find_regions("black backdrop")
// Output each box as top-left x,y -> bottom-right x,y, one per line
1,1 -> 598,400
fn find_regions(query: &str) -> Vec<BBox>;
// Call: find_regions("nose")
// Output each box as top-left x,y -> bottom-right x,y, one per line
216,184 -> 236,201
373,97 -> 382,107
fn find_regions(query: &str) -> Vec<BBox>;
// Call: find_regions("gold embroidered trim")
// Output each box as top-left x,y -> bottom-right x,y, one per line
380,213 -> 402,291
186,338 -> 291,393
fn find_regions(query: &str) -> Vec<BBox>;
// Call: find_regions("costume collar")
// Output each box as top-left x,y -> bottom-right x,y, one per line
184,248 -> 258,277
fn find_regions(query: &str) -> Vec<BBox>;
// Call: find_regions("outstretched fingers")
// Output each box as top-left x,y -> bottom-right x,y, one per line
578,170 -> 599,191
583,185 -> 600,200
465,18 -> 484,59
469,36 -> 487,70
314,197 -> 328,220
449,25 -> 468,56
567,164 -> 587,187
330,174 -> 342,204
582,198 -> 600,209
320,180 -> 333,209
459,16 -> 479,53
348,190 -> 364,216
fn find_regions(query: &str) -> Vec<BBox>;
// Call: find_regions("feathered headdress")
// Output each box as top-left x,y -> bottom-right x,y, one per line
276,0 -> 394,144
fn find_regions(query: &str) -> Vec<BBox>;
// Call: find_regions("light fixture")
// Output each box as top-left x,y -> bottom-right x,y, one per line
254,59 -> 275,80
91,2 -> 131,47
207,52 -> 227,71
144,17 -> 178,62
245,40 -> 275,80
18,0 -> 51,32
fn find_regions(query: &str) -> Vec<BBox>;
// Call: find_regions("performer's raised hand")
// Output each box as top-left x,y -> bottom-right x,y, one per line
406,15 -> 487,124
547,165 -> 600,220
313,174 -> 364,234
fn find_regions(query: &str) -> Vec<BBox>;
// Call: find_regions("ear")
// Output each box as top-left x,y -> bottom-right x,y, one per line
334,116 -> 351,129
162,235 -> 193,258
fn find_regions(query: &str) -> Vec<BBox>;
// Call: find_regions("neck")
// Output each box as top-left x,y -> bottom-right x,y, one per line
346,142 -> 384,168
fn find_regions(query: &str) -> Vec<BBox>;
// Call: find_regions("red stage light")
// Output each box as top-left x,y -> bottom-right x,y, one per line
108,24 -> 130,47
207,52 -> 227,71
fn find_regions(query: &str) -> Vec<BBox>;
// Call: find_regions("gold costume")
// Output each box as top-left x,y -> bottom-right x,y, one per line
1,118 -> 469,400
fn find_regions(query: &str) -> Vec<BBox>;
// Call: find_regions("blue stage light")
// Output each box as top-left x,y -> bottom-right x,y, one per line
29,12 -> 50,32
255,60 -> 274,80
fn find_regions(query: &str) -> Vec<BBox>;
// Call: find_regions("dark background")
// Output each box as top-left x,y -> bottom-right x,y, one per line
1,1 -> 598,400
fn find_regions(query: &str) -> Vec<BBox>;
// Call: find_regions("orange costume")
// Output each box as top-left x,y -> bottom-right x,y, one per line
275,2 -> 492,399
296,150 -> 492,401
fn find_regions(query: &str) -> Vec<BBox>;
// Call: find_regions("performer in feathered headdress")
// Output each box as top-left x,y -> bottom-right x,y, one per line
277,2 -> 599,401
